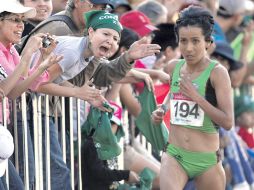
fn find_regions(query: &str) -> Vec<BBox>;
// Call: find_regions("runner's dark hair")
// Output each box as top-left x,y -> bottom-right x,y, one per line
174,5 -> 214,42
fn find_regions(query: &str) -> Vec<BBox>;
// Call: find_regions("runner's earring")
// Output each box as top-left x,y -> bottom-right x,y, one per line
206,39 -> 213,50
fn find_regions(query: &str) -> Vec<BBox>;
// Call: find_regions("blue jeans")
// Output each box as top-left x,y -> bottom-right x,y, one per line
42,116 -> 71,190
0,178 -> 6,190
8,160 -> 24,190
0,179 -> 6,190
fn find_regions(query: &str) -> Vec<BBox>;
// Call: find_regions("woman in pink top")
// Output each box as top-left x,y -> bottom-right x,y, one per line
0,1 -> 61,121
0,1 -> 62,189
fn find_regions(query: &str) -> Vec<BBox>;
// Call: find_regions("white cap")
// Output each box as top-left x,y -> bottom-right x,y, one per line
0,0 -> 36,18
0,125 -> 14,177
219,0 -> 254,15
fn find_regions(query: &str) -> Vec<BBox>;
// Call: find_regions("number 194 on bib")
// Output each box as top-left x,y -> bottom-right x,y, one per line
170,99 -> 204,127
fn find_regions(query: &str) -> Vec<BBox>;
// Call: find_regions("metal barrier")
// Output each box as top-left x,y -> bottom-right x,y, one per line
1,92 -> 153,190
9,93 -> 87,190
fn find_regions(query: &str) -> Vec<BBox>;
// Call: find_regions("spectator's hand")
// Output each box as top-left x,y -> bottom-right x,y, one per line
88,95 -> 113,112
75,80 -> 101,101
142,73 -> 154,92
127,171 -> 140,184
37,53 -> 63,72
132,70 -> 154,91
151,105 -> 165,124
22,33 -> 45,55
40,34 -> 58,57
126,37 -> 161,62
156,70 -> 170,84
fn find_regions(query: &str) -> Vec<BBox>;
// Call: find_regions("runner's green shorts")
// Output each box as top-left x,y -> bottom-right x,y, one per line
166,143 -> 220,179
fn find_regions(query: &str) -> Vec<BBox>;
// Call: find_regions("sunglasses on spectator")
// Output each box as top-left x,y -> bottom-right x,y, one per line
1,17 -> 25,24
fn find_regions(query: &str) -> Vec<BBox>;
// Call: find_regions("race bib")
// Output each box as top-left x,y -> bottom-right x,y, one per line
170,93 -> 204,127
